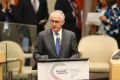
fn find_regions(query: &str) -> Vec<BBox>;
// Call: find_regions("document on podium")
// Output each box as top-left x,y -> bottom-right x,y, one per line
37,58 -> 89,80
86,12 -> 103,25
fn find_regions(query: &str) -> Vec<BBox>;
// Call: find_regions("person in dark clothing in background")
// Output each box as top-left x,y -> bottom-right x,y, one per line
0,0 -> 19,22
15,0 -> 49,35
55,0 -> 81,43
13,0 -> 49,66
0,0 -> 19,41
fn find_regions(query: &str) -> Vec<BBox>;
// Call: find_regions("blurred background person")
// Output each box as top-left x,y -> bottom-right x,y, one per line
0,0 -> 31,51
100,0 -> 120,48
89,0 -> 108,35
55,0 -> 82,43
0,0 -> 19,22
17,25 -> 31,53
15,0 -> 49,35
0,0 -> 19,41
14,0 -> 49,66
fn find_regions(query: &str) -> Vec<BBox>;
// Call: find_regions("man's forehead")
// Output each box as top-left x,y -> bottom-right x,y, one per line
51,15 -> 61,20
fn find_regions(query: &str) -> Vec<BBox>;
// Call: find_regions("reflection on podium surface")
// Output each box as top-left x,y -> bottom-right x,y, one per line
0,22 -> 37,53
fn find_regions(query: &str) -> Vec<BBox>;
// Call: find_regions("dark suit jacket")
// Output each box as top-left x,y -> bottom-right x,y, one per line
32,29 -> 80,70
55,0 -> 76,31
15,0 -> 49,33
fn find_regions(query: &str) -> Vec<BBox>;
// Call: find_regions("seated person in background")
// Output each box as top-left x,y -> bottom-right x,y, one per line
55,0 -> 82,43
32,10 -> 80,70
89,0 -> 108,35
100,0 -> 120,48
17,25 -> 32,53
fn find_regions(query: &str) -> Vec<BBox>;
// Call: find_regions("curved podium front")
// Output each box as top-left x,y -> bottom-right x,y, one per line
37,58 -> 89,80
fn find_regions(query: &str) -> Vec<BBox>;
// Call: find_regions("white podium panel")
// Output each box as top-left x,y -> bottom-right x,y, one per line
37,58 -> 89,80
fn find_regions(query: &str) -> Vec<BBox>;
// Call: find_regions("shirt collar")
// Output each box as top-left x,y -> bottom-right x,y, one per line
53,29 -> 62,36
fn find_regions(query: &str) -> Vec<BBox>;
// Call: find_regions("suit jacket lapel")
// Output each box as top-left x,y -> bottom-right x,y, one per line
60,29 -> 66,57
47,29 -> 57,57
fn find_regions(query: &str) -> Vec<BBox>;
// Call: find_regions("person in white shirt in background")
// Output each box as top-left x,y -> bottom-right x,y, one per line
89,0 -> 108,35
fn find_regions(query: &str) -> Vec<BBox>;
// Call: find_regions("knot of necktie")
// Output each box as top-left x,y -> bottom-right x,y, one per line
55,32 -> 59,36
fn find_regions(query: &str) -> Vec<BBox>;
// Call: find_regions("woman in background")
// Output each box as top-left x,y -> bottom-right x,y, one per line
89,0 -> 108,35
100,0 -> 120,48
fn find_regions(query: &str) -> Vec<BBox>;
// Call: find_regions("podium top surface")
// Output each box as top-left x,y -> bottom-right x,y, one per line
38,58 -> 89,63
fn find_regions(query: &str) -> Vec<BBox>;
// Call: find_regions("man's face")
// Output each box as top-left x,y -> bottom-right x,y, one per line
50,14 -> 64,32
100,0 -> 108,7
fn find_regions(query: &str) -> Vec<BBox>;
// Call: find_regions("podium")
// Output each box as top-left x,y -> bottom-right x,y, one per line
110,60 -> 120,80
37,58 -> 89,80
0,51 -> 6,80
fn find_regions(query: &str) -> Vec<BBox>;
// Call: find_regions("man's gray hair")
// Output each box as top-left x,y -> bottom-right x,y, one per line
50,10 -> 65,22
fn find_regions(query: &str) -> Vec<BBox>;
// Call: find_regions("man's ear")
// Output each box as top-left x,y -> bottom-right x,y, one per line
62,21 -> 65,25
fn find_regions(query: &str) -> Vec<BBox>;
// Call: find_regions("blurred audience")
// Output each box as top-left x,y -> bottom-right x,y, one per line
13,0 -> 49,66
55,0 -> 82,43
15,0 -> 49,35
0,0 -> 19,22
0,0 -> 19,41
89,0 -> 108,35
100,0 -> 120,48
0,0 -> 32,53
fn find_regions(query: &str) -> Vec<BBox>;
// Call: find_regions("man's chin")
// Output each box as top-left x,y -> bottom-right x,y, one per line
52,28 -> 59,32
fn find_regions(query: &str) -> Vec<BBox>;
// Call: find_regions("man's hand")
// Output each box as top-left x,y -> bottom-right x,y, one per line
99,16 -> 111,24
99,16 -> 108,22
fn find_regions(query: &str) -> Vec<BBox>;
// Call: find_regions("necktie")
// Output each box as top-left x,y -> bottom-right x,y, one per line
55,32 -> 61,56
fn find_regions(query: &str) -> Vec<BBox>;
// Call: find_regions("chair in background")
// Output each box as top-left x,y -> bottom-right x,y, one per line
0,40 -> 37,80
78,35 -> 118,79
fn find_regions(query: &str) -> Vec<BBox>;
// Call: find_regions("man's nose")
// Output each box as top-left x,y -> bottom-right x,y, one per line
53,22 -> 56,25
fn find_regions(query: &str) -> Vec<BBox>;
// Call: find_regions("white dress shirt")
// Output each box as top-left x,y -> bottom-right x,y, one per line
53,29 -> 62,45
31,0 -> 40,12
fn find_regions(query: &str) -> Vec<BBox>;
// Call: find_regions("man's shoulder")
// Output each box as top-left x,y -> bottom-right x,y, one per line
38,29 -> 51,35
63,29 -> 75,35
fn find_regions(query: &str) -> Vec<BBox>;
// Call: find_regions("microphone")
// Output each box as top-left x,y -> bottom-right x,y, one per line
39,55 -> 48,61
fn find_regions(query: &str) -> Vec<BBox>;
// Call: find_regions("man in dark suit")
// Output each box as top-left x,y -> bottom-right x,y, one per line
14,0 -> 49,66
15,0 -> 49,34
55,0 -> 81,43
32,10 -> 80,70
